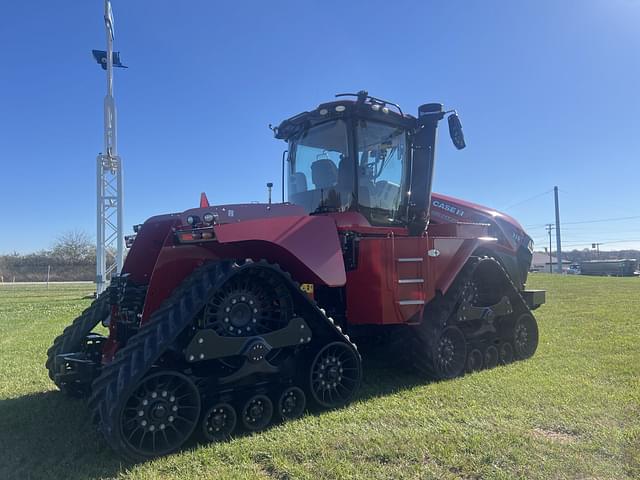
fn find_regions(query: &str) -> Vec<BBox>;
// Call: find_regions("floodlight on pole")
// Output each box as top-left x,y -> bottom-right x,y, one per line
95,0 -> 125,294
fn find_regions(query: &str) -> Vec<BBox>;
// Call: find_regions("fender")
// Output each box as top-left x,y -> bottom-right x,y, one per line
139,214 -> 345,322
121,214 -> 178,284
430,236 -> 497,294
424,222 -> 495,295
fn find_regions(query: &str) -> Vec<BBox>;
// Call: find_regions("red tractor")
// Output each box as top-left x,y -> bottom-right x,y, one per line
46,91 -> 544,460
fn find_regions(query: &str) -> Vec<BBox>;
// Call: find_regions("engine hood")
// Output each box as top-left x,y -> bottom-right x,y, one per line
430,192 -> 532,253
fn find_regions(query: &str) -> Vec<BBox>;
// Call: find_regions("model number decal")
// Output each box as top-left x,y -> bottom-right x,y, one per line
432,200 -> 464,217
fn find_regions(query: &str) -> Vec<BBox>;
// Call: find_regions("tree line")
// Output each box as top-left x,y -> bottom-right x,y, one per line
0,231 -> 112,282
562,249 -> 640,264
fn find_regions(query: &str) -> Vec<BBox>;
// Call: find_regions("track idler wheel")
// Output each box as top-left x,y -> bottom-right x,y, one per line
118,371 -> 201,459
513,313 -> 539,360
310,342 -> 362,408
499,342 -> 514,364
432,326 -> 467,379
484,345 -> 499,369
466,348 -> 483,373
278,386 -> 306,420
241,394 -> 273,431
202,403 -> 237,442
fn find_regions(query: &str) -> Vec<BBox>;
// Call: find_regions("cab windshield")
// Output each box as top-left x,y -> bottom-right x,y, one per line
287,119 -> 408,226
287,120 -> 353,214
356,120 -> 408,226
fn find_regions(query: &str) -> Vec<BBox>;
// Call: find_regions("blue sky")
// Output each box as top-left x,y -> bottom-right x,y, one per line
1,0 -> 639,253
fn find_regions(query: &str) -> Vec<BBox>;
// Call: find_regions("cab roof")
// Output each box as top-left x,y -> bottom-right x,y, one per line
275,97 -> 417,141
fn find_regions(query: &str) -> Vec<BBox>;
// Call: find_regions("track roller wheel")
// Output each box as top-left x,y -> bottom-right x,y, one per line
433,326 -> 467,379
310,342 -> 362,408
466,348 -> 483,373
241,394 -> 273,431
278,386 -> 306,420
513,313 -> 539,359
202,403 -> 236,442
484,345 -> 499,369
118,371 -> 201,459
499,342 -> 514,364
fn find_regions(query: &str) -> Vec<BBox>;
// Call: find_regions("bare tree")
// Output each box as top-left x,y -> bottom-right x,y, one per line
52,230 -> 96,262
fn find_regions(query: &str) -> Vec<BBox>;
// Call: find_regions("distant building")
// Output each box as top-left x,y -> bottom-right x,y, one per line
531,252 -> 571,272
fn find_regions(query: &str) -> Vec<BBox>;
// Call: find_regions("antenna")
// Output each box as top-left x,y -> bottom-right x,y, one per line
95,0 -> 126,294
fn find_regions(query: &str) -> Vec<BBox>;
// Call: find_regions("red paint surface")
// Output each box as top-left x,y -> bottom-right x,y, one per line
113,199 -> 495,350
138,213 -> 345,323
214,215 -> 346,286
328,211 -> 409,236
346,236 -> 434,325
122,215 -> 178,284
431,192 -> 528,253
346,223 -> 493,326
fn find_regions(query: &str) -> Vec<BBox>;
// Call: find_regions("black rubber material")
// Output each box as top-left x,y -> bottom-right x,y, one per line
499,342 -> 514,364
309,341 -> 362,408
405,256 -> 539,380
404,259 -> 480,379
484,345 -> 499,369
118,371 -> 201,458
89,262 -> 233,461
202,268 -> 293,337
241,394 -> 273,431
277,386 -> 306,420
433,326 -> 467,379
45,293 -> 109,396
466,348 -> 483,373
202,402 -> 237,442
513,313 -> 539,359
89,260 -> 362,460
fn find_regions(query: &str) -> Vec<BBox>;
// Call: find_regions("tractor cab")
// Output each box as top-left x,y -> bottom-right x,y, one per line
275,91 -> 466,234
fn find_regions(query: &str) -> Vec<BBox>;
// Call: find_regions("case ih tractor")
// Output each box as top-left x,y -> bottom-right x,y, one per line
46,92 -> 544,460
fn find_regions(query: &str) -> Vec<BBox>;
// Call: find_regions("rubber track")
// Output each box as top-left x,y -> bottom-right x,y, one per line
89,260 -> 358,459
406,256 -> 532,377
45,293 -> 110,386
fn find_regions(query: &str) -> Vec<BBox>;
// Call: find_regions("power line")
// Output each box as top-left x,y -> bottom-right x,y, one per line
524,214 -> 640,229
501,189 -> 553,211
562,238 -> 640,247
563,215 -> 640,226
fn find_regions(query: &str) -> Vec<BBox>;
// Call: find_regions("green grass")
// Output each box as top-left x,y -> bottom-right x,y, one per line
0,275 -> 638,480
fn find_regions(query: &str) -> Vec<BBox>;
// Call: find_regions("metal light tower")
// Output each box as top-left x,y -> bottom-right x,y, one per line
94,0 -> 125,294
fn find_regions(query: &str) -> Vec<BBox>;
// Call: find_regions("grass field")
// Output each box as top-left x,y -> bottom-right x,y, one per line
0,274 -> 638,480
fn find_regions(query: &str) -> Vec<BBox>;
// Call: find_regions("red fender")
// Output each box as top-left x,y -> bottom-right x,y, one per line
138,215 -> 345,323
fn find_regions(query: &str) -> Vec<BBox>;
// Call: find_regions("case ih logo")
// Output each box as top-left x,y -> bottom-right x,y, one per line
432,200 -> 465,217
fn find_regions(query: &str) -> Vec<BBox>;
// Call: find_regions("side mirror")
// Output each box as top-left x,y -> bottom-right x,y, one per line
448,113 -> 466,150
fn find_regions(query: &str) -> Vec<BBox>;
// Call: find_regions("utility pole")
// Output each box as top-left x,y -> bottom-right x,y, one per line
592,243 -> 602,259
554,186 -> 562,273
93,1 -> 126,295
546,224 -> 554,273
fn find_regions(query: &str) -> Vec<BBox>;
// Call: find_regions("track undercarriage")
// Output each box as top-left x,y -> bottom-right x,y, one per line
46,256 -> 538,460
47,260 -> 362,460
402,257 -> 539,379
